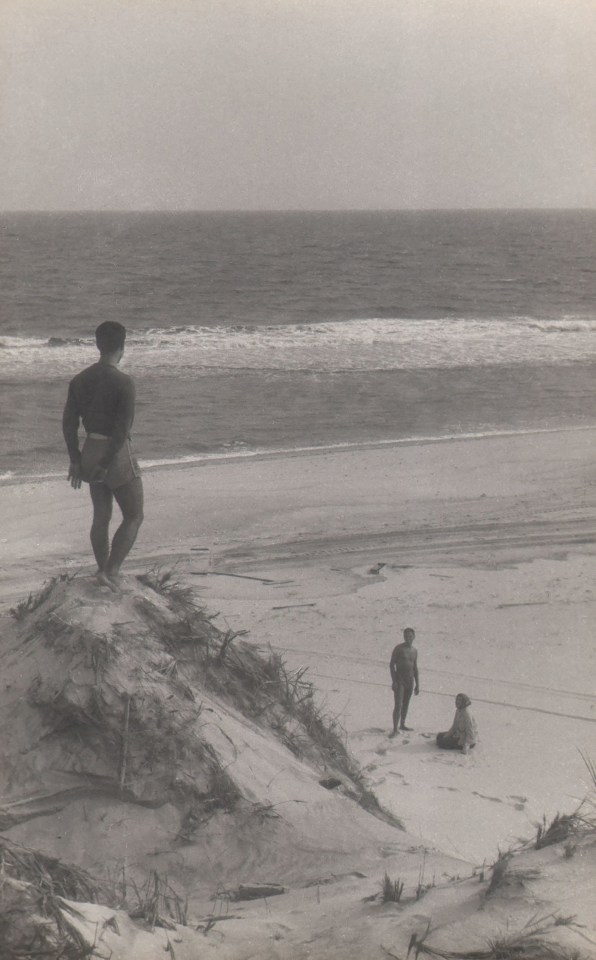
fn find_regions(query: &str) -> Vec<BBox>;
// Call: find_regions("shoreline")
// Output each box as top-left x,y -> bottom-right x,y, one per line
2,425 -> 596,580
5,357 -> 596,489
2,421 -> 596,489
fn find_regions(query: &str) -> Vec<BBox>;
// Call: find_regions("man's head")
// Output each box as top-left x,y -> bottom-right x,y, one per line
96,321 -> 126,358
455,693 -> 471,710
403,627 -> 415,645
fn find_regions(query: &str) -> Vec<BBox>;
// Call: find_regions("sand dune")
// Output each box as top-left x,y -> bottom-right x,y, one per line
0,428 -> 595,957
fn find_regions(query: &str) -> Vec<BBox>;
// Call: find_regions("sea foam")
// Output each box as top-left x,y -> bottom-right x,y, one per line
1,315 -> 595,382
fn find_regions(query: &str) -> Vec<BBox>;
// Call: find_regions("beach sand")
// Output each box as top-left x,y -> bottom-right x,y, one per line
1,428 -> 595,956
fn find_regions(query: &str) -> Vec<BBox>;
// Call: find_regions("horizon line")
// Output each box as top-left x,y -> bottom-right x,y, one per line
2,206 -> 596,215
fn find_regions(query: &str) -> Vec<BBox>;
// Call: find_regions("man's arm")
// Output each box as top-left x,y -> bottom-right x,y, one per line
62,384 -> 82,488
413,650 -> 420,694
97,377 -> 135,470
389,648 -> 397,685
62,383 -> 81,462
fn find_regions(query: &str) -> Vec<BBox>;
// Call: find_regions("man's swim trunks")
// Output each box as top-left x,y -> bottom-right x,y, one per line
62,361 -> 137,474
80,435 -> 141,490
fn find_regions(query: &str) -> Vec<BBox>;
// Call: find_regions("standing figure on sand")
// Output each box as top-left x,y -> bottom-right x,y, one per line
389,627 -> 420,737
62,321 -> 144,591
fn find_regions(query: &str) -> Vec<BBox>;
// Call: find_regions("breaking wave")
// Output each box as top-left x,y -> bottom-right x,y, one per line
1,315 -> 595,381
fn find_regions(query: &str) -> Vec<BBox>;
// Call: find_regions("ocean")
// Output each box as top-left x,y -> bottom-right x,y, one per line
1,210 -> 596,482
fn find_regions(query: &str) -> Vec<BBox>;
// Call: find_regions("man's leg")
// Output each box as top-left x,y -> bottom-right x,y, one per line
105,477 -> 144,580
400,680 -> 414,730
89,482 -> 113,572
389,683 -> 404,737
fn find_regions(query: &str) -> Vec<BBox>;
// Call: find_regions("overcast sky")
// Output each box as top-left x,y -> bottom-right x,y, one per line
1,0 -> 595,210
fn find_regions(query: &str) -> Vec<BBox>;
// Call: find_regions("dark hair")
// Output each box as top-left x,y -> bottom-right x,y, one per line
96,321 -> 126,354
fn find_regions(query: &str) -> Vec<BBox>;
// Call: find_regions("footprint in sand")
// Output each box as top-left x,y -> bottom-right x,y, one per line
428,754 -> 464,764
388,771 -> 409,784
353,727 -> 386,739
374,746 -> 387,756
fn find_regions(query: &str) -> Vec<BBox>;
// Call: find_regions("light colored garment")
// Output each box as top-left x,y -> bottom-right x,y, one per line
448,707 -> 478,747
80,436 -> 141,490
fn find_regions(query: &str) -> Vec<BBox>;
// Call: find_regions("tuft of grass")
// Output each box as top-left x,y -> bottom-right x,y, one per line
381,872 -> 404,903
0,835 -> 113,959
486,913 -> 585,960
533,757 -> 596,849
137,566 -> 196,612
415,855 -> 435,901
0,835 -> 110,905
535,812 -> 577,850
484,850 -> 512,897
127,870 -> 188,930
9,574 -> 74,620
400,912 -> 586,959
580,752 -> 596,791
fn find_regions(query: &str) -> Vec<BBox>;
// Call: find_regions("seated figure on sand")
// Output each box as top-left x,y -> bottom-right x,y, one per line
436,693 -> 478,755
62,321 -> 144,590
389,627 -> 420,737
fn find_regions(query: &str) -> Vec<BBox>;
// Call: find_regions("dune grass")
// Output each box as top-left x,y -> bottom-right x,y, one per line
381,873 -> 404,903
0,835 -> 110,959
397,913 -> 585,959
0,836 -> 194,957
19,569 -> 400,831
127,870 -> 188,930
9,574 -> 74,621
137,568 -> 403,827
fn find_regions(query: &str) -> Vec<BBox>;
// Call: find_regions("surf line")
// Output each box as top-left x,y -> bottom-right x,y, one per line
309,672 -> 596,725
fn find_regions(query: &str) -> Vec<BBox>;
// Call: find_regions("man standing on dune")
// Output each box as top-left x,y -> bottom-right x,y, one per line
389,627 -> 420,737
62,321 -> 144,590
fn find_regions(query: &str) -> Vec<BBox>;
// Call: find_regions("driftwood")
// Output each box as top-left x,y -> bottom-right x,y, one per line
319,776 -> 342,790
221,883 -> 285,901
191,571 -> 292,584
272,603 -> 316,610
